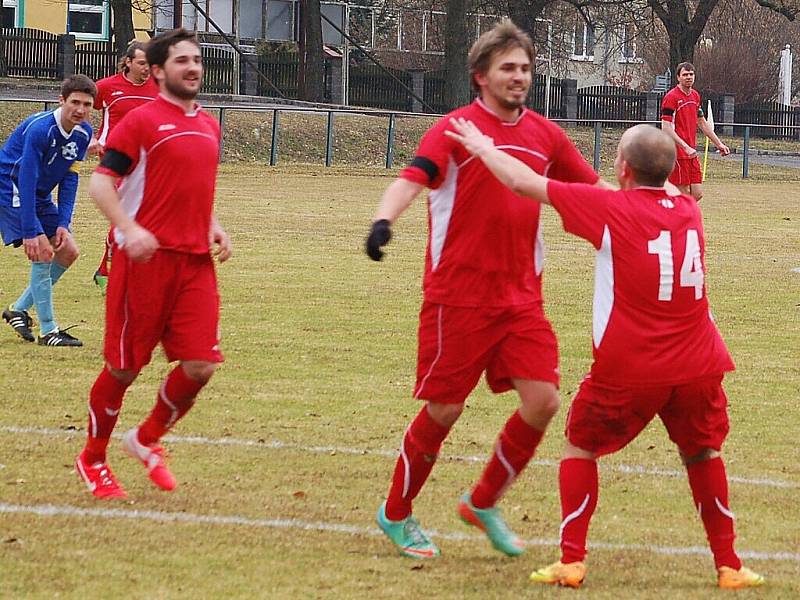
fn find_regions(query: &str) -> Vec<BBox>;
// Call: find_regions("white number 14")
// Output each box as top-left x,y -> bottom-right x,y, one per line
647,229 -> 704,301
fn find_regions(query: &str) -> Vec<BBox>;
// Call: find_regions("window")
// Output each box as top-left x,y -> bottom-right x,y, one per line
1,0 -> 18,28
267,0 -> 294,41
68,0 -> 109,40
572,18 -> 595,60
620,24 -> 640,62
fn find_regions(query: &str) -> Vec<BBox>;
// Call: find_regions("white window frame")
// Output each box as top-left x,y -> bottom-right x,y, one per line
571,19 -> 595,61
619,25 -> 642,63
68,0 -> 109,40
1,0 -> 19,28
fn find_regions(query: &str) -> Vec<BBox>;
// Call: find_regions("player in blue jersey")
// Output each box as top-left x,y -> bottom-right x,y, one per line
0,74 -> 96,346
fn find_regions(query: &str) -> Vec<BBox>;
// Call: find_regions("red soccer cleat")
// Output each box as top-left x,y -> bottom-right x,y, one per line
122,428 -> 177,491
75,454 -> 128,499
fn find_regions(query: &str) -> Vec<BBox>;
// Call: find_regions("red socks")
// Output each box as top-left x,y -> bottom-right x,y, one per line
137,366 -> 205,447
471,410 -> 544,509
687,457 -> 741,570
82,367 -> 130,464
558,458 -> 599,564
385,406 -> 451,521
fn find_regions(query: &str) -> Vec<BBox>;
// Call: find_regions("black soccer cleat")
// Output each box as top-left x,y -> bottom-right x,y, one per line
37,328 -> 83,347
2,306 -> 35,342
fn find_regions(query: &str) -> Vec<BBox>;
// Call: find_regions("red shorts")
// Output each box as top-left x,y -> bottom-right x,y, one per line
413,302 -> 559,404
668,157 -> 703,186
565,375 -> 730,457
104,248 -> 223,372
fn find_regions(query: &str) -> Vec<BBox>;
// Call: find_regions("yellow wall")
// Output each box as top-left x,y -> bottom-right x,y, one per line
22,0 -> 152,39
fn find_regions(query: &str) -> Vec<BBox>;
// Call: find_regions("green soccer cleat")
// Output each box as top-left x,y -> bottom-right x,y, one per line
93,270 -> 108,296
458,492 -> 525,556
376,502 -> 440,559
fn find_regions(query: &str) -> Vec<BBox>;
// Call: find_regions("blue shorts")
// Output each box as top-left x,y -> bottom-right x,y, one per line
0,196 -> 59,246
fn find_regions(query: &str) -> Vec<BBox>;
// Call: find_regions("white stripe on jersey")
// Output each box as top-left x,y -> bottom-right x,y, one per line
592,225 -> 614,347
428,157 -> 458,271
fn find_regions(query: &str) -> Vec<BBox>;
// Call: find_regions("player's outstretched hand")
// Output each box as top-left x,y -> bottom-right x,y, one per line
717,143 -> 731,157
87,137 -> 102,156
123,223 -> 159,262
444,118 -> 495,156
366,219 -> 392,261
23,234 -> 54,263
210,221 -> 232,263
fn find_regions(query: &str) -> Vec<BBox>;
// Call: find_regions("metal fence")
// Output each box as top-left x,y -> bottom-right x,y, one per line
348,63 -> 413,112
577,86 -> 652,124
75,40 -> 116,82
735,101 -> 800,140
201,45 -> 238,94
0,27 -> 60,79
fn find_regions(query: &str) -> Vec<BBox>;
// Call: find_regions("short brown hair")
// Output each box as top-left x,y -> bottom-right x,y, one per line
60,74 -> 96,100
467,19 -> 534,92
118,40 -> 147,73
621,124 -> 676,186
676,62 -> 695,76
146,28 -> 200,68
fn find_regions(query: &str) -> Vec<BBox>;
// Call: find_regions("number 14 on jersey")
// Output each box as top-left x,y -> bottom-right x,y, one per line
647,230 -> 704,301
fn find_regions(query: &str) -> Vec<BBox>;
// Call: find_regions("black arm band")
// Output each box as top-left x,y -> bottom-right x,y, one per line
99,149 -> 133,176
661,108 -> 675,117
409,156 -> 439,184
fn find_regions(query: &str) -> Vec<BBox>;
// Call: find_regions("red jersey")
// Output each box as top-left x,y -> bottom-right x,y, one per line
547,181 -> 734,386
94,72 -> 159,146
96,95 -> 220,254
661,86 -> 703,159
400,99 -> 598,307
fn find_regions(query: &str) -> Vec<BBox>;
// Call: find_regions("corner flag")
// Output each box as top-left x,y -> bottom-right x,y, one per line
702,101 -> 714,180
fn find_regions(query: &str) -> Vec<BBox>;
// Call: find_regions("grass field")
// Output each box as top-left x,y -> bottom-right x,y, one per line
1,164 -> 798,599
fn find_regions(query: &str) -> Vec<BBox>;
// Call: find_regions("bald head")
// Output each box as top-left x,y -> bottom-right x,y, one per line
618,124 -> 676,187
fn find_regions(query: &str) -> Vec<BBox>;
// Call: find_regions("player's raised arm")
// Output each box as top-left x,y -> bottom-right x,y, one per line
445,117 -> 551,205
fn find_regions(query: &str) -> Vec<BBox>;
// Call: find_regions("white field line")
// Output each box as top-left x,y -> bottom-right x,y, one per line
3,425 -> 798,490
1,502 -> 797,564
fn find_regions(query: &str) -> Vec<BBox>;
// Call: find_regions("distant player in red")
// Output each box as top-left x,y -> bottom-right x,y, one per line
447,119 -> 764,590
89,41 -> 159,295
661,62 -> 730,201
76,29 -> 232,500
365,19 -> 612,560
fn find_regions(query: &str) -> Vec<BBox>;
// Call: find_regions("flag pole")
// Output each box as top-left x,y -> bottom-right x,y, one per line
702,100 -> 714,181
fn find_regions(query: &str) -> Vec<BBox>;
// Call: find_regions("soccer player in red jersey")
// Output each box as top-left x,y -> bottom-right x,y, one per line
365,19 -> 612,559
75,29 -> 232,499
446,119 -> 764,590
89,41 -> 160,295
661,62 -> 730,202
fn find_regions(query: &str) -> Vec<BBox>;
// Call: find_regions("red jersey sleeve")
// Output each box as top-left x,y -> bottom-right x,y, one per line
547,127 -> 599,184
93,79 -> 107,110
95,109 -> 143,177
399,117 -> 459,189
547,180 -> 614,249
661,92 -> 677,123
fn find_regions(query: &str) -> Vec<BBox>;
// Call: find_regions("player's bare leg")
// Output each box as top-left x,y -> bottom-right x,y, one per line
689,183 -> 704,202
461,380 -> 559,556
680,447 -> 764,589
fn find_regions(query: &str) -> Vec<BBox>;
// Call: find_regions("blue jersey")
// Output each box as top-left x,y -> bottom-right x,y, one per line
0,108 -> 92,238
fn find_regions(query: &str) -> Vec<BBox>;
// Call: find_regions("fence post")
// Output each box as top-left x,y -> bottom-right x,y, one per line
593,122 -> 602,171
218,108 -> 226,161
239,54 -> 260,97
327,56 -> 343,105
720,94 -> 735,137
325,111 -> 335,166
409,70 -> 425,113
57,34 -> 76,79
386,113 -> 396,169
645,92 -> 660,122
270,109 -> 280,166
562,79 -> 578,127
742,126 -> 750,179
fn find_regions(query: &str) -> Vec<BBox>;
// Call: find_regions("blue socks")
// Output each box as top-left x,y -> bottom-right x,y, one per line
13,261 -> 68,315
18,261 -> 66,335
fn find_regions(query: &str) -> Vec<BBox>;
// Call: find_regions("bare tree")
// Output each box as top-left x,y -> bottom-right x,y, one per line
443,0 -> 471,109
298,0 -> 326,102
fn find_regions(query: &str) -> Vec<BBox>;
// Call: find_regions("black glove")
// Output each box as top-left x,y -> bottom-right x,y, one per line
365,219 -> 392,261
